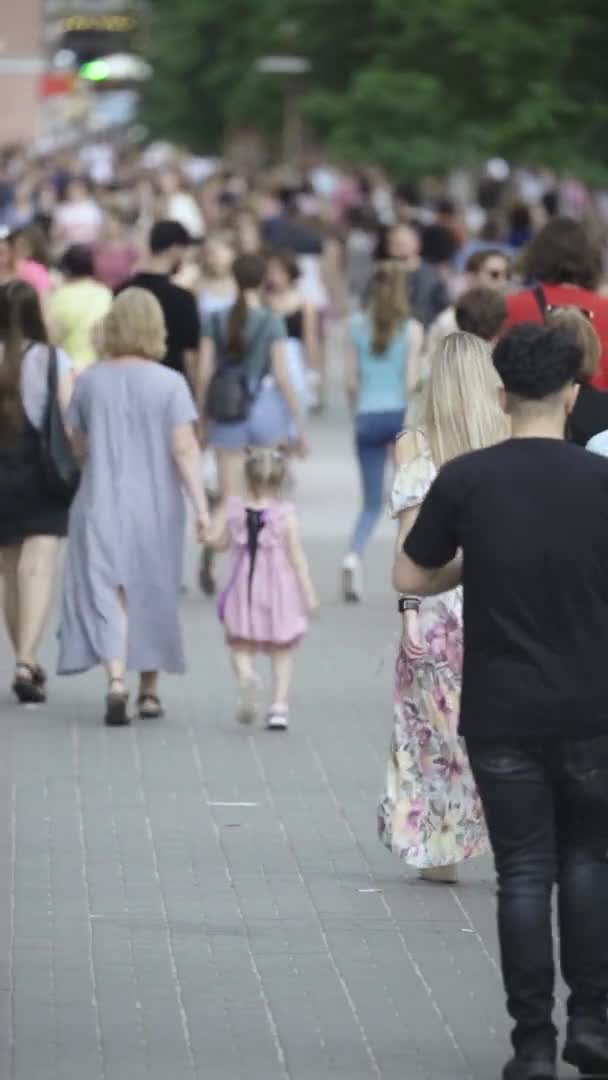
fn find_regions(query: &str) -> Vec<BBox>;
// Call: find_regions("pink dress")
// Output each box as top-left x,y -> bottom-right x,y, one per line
220,497 -> 307,647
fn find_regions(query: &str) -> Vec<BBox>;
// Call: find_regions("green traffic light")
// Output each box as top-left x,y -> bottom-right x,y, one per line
79,59 -> 110,81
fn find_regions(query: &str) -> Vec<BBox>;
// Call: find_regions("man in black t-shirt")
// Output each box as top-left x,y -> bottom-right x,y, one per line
395,324 -> 608,1080
118,220 -> 200,380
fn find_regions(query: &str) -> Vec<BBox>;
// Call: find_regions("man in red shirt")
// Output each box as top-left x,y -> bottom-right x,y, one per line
505,217 -> 608,388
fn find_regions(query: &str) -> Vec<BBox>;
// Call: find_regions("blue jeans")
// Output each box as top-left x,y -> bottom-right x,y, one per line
349,410 -> 404,556
467,735 -> 608,1055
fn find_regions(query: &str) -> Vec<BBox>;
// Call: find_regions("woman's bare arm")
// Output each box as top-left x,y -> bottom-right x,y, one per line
204,506 -> 230,552
271,340 -> 306,448
395,505 -> 419,556
394,429 -> 421,468
406,319 -> 425,397
171,423 -> 209,531
392,489 -> 461,596
58,369 -> 76,416
302,303 -> 322,374
343,338 -> 359,412
69,429 -> 88,465
195,337 -> 216,443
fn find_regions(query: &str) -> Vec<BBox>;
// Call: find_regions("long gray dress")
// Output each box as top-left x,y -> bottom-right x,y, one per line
58,360 -> 197,675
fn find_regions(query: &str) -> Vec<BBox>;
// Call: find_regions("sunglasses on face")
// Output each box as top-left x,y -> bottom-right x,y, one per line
546,303 -> 595,321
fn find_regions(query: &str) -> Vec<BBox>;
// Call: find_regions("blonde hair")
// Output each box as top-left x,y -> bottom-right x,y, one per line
425,332 -> 509,467
545,305 -> 600,381
100,287 -> 166,361
369,261 -> 409,354
244,447 -> 288,496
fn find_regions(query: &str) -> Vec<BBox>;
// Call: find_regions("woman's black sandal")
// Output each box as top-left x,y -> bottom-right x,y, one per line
33,665 -> 47,688
104,679 -> 130,726
12,664 -> 46,705
137,694 -> 164,720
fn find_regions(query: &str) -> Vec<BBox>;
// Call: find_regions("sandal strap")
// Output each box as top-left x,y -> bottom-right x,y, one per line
15,663 -> 37,678
137,693 -> 161,706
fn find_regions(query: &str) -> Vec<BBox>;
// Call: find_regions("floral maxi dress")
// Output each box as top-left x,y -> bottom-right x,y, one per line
378,448 -> 488,869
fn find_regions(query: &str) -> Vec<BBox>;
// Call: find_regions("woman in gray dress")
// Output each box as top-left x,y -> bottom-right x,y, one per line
58,287 -> 209,725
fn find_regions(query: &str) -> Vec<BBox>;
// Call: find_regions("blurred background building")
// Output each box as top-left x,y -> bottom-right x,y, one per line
0,1 -> 146,149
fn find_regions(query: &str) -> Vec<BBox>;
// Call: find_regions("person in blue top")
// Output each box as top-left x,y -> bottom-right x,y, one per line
342,262 -> 423,601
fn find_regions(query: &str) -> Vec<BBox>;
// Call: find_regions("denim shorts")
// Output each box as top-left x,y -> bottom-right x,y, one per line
209,381 -> 290,450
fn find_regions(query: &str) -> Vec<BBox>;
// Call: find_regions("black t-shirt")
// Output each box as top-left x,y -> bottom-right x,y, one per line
118,272 -> 200,374
404,438 -> 608,739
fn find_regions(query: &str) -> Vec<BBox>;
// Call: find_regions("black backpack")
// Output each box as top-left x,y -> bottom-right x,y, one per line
205,312 -> 270,424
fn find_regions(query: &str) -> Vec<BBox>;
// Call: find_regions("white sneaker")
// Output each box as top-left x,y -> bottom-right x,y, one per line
342,553 -> 363,603
266,706 -> 289,731
236,672 -> 260,725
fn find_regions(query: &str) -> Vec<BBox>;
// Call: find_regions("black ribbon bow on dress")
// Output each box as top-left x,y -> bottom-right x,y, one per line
246,508 -> 266,605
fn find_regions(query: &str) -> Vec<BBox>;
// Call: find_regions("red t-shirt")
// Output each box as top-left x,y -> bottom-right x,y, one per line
505,284 -> 608,389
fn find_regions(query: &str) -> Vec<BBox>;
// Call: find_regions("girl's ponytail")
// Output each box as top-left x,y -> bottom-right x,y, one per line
226,253 -> 267,357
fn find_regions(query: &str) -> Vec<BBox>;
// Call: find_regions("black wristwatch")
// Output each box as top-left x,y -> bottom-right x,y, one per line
398,596 -> 421,614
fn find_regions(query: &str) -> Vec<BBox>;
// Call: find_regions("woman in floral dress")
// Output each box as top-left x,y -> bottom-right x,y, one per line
378,332 -> 508,882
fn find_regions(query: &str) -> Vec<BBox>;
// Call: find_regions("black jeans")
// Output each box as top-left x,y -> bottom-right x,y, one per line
466,735 -> 608,1054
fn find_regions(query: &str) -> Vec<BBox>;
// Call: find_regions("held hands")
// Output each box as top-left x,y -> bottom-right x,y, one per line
195,509 -> 210,544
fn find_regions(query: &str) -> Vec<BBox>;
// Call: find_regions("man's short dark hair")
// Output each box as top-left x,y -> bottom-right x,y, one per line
456,287 -> 507,341
421,224 -> 457,265
60,244 -> 94,279
493,323 -> 582,401
149,219 -> 192,255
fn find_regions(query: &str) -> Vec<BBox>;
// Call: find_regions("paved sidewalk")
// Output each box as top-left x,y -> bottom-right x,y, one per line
0,405 -> 578,1079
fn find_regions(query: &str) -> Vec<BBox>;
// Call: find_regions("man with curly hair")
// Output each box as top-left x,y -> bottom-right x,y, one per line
394,323 -> 608,1080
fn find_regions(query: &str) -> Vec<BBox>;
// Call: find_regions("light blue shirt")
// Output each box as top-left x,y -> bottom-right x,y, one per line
350,312 -> 409,415
587,430 -> 608,457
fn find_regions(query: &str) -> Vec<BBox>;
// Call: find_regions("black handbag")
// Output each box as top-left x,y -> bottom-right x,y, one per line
39,346 -> 80,503
205,312 -> 271,424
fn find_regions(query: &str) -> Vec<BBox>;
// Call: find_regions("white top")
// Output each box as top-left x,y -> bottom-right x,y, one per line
425,306 -> 458,358
198,290 -> 234,320
53,199 -> 104,245
167,192 -> 205,239
20,343 -> 73,430
587,430 -> 608,457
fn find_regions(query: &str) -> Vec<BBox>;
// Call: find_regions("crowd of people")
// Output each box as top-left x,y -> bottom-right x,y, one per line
3,142 -> 608,1078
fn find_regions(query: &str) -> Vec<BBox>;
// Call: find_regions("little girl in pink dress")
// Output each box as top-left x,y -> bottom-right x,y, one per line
209,447 -> 319,730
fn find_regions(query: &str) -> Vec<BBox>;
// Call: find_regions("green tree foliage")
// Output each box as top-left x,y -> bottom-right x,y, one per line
140,0 -> 608,180
139,0 -> 284,148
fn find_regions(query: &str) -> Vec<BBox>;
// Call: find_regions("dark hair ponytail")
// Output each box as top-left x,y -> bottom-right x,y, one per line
0,281 -> 47,445
226,253 -> 267,357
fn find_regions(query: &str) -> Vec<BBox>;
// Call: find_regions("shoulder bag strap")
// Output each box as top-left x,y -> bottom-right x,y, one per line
210,311 -> 221,358
43,345 -> 59,432
532,284 -> 547,322
47,345 -> 58,391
